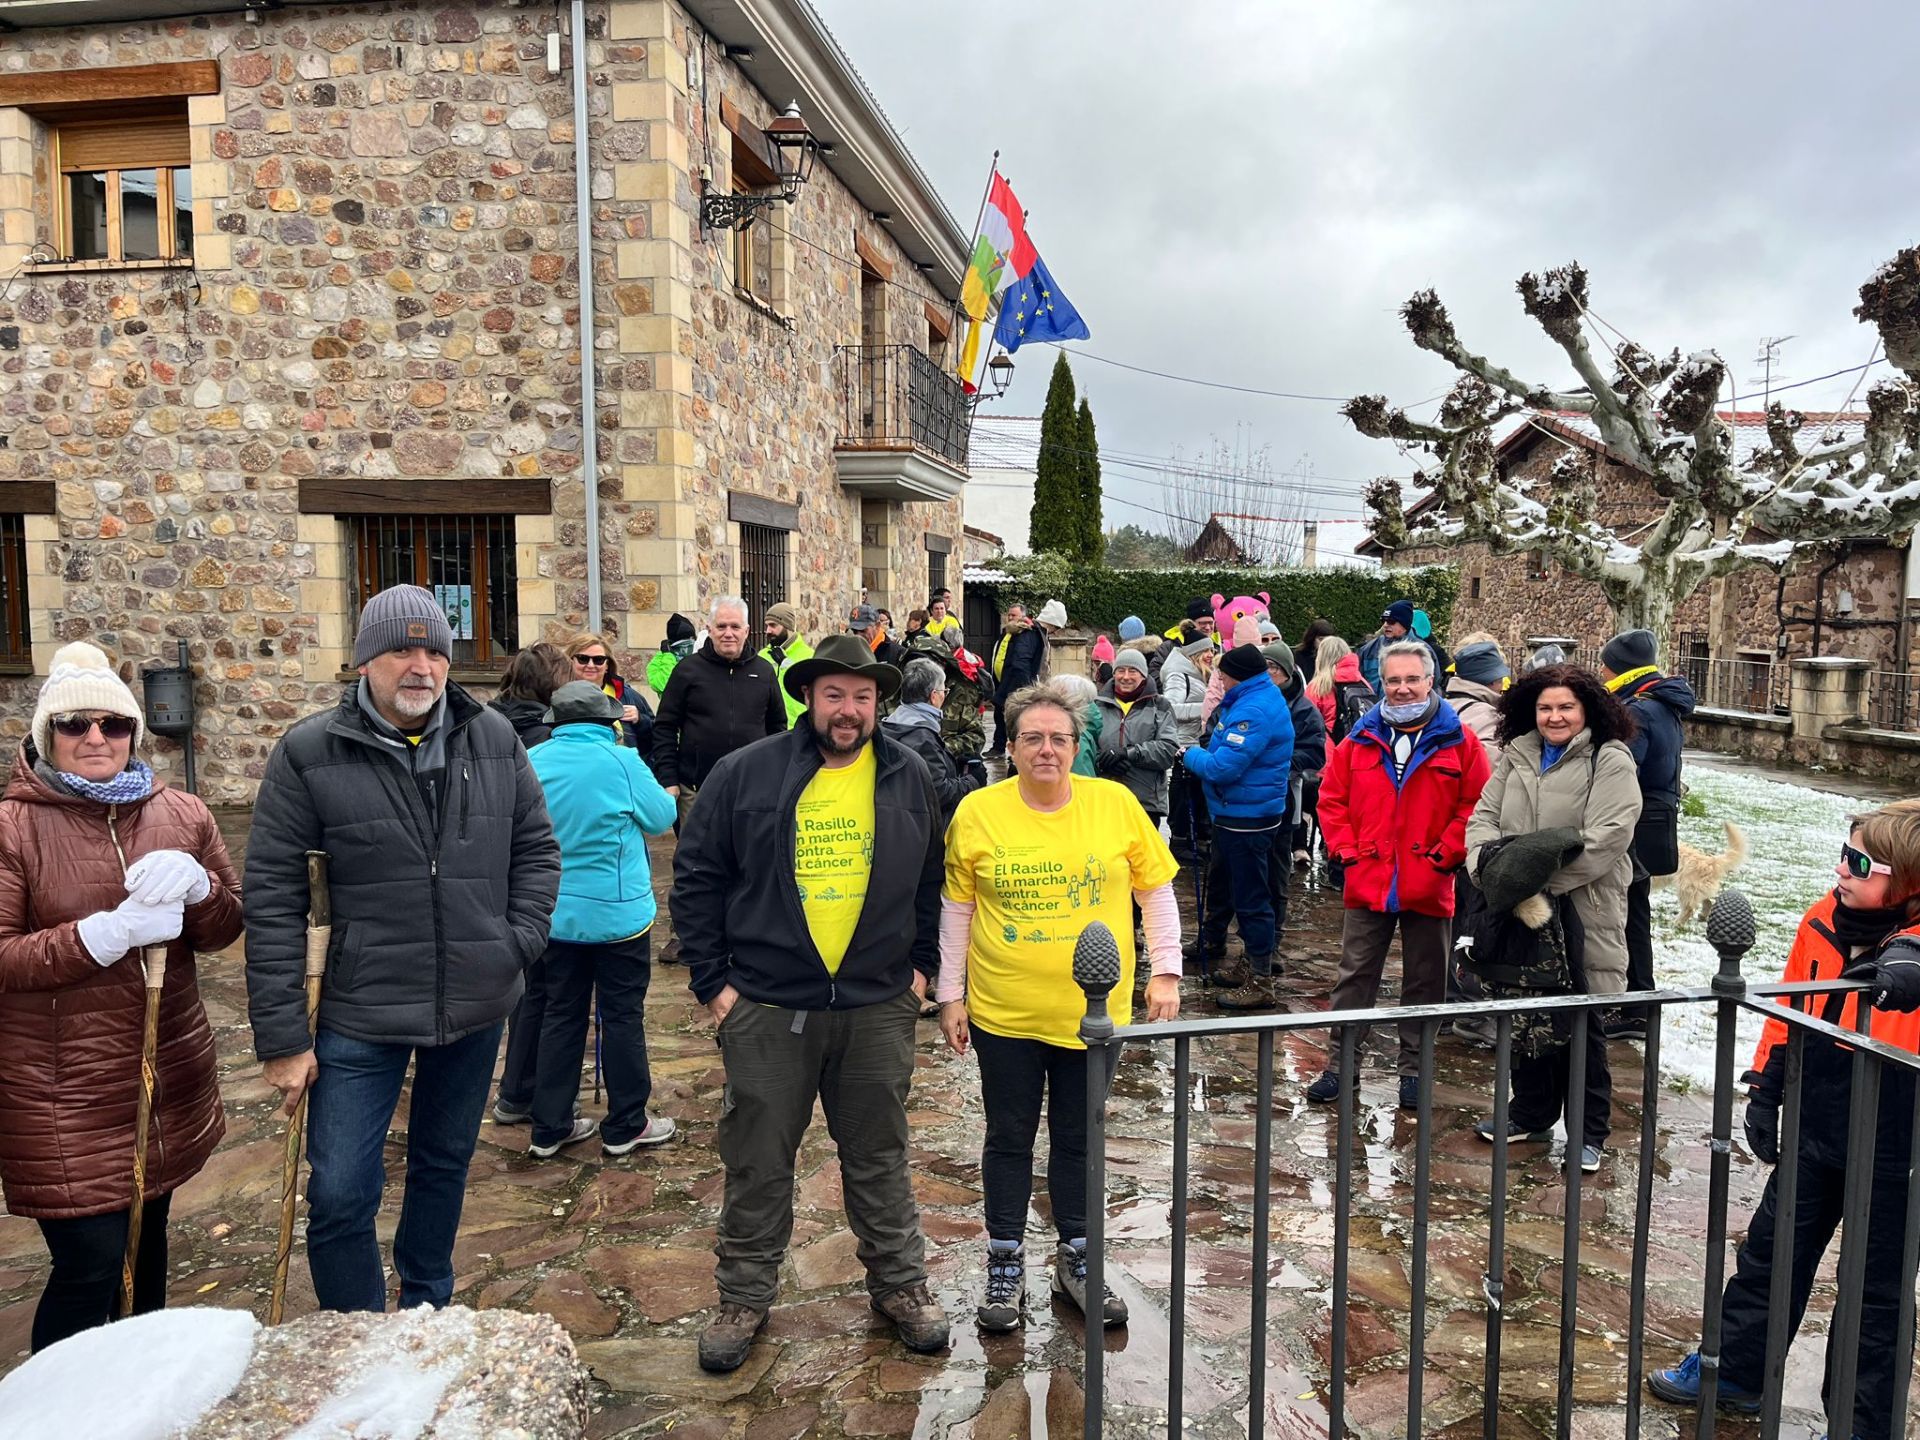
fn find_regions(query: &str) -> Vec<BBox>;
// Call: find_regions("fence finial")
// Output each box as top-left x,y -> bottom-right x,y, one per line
1706,888 -> 1755,996
1073,920 -> 1121,1047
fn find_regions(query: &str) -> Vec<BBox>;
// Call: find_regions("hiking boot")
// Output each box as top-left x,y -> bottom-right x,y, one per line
1052,1239 -> 1127,1327
976,1241 -> 1026,1332
1644,1351 -> 1762,1414
527,1116 -> 598,1158
1214,975 -> 1275,1011
1304,1070 -> 1349,1105
1207,951 -> 1251,988
1475,1117 -> 1555,1144
872,1281 -> 949,1353
698,1302 -> 768,1373
1450,1016 -> 1497,1049
602,1114 -> 676,1155
1398,1075 -> 1421,1111
1602,1010 -> 1649,1042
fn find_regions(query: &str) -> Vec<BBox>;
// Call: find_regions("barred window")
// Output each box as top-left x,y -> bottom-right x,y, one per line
0,514 -> 28,667
738,522 -> 788,639
349,514 -> 516,667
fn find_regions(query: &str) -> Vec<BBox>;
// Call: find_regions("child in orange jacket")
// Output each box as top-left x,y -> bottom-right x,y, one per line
1646,798 -> 1920,1440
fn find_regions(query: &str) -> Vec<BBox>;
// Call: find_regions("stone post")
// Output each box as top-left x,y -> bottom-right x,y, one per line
1789,656 -> 1872,743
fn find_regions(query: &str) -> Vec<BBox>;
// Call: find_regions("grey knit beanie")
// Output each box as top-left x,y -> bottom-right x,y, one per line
354,584 -> 454,666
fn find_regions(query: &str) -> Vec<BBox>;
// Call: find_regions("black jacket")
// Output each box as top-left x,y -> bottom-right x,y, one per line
880,703 -> 981,826
1620,671 -> 1696,875
490,696 -> 553,750
651,640 -> 786,789
671,724 -> 944,1009
1285,681 -> 1327,774
244,683 -> 561,1059
995,626 -> 1046,698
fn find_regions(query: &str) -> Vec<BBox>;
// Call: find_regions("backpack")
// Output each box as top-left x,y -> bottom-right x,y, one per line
1332,682 -> 1372,744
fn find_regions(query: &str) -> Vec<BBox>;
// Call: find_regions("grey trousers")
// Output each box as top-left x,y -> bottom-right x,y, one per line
1328,907 -> 1451,1076
713,989 -> 927,1309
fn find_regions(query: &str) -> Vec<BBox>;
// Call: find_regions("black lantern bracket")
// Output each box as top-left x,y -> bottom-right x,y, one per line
701,101 -> 818,234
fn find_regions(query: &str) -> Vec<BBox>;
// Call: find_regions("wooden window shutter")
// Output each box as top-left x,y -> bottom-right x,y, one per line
57,109 -> 191,171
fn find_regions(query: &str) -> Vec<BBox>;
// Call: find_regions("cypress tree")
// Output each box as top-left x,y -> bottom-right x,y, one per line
1076,396 -> 1104,564
1027,352 -> 1081,555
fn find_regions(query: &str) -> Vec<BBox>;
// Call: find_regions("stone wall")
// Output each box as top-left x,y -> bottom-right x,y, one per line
0,0 -> 968,801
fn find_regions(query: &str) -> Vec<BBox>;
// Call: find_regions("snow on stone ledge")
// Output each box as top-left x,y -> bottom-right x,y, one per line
0,1305 -> 587,1440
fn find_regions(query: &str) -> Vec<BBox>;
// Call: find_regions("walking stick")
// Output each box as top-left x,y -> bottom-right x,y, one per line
118,942 -> 168,1319
268,850 -> 330,1326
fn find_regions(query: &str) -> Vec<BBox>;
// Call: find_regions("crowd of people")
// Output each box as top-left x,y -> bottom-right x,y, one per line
1,582 -> 1916,1440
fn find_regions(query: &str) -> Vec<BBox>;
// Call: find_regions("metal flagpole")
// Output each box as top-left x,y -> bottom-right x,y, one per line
948,150 -> 999,353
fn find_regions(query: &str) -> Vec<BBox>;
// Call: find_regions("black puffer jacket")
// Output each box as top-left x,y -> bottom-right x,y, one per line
672,724 -> 943,1009
244,682 -> 561,1059
651,640 -> 786,790
490,696 -> 552,750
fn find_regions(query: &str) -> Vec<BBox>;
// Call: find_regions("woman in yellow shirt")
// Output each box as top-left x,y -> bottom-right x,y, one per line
937,679 -> 1183,1335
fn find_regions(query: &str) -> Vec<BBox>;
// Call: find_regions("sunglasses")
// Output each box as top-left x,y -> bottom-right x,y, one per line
576,655 -> 609,667
51,713 -> 137,740
1840,842 -> 1893,879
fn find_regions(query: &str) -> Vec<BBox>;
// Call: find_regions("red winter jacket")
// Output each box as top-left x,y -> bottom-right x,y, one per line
1317,700 -> 1490,917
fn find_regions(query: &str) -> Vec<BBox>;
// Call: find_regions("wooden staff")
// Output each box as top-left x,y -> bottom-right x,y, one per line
268,850 -> 330,1326
118,943 -> 168,1318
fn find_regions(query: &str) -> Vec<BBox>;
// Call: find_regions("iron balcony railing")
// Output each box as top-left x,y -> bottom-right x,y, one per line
832,343 -> 970,470
1069,890 -> 1920,1440
1684,654 -> 1793,717
1865,668 -> 1920,732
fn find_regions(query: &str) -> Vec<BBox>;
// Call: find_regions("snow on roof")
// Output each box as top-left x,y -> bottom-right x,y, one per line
1496,409 -> 1868,473
963,562 -> 1011,585
965,415 -> 1044,470
1200,512 -> 1379,569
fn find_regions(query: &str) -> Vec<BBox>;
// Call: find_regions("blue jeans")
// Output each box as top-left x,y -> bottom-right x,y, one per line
1212,824 -> 1278,969
306,1022 -> 502,1312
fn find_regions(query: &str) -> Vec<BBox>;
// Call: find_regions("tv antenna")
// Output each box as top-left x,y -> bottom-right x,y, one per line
1750,336 -> 1795,413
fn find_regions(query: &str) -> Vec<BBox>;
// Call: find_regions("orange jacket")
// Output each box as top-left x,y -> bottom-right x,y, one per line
1748,892 -> 1920,1091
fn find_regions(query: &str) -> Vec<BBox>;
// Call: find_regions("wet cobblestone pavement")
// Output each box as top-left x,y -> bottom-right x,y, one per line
0,807 -> 1894,1437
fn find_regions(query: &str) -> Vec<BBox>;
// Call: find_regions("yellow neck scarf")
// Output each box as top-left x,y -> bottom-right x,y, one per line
1605,665 -> 1659,693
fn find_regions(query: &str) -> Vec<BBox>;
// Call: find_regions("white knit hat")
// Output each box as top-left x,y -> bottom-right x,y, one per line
33,642 -> 145,758
1036,599 -> 1068,629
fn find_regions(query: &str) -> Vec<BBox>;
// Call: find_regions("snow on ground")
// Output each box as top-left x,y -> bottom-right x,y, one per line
0,1307 -> 259,1440
1650,764 -> 1863,1088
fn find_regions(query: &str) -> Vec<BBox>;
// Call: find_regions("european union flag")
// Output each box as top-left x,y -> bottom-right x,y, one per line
992,253 -> 1089,353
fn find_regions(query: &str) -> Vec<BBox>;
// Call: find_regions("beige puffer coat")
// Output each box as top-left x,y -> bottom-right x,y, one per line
1464,728 -> 1642,994
1443,677 -> 1504,769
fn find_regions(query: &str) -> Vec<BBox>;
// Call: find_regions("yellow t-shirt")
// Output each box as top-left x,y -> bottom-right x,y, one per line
795,742 -> 876,975
944,775 -> 1178,1048
927,614 -> 961,640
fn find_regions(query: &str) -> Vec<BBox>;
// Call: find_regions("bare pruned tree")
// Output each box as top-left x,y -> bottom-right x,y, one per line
1159,430 -> 1315,564
1345,250 -> 1920,651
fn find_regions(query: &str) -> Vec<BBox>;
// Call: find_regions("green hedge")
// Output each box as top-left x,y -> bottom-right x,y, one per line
976,558 -> 1459,644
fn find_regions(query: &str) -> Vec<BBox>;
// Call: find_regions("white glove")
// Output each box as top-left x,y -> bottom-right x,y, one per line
77,898 -> 186,966
124,850 -> 212,906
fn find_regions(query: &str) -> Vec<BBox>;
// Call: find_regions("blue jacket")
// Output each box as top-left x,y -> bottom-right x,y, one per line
528,722 -> 678,944
1181,671 -> 1294,822
1619,672 -> 1696,802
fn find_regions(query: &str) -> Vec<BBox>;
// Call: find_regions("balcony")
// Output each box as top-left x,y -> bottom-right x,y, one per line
832,344 -> 970,503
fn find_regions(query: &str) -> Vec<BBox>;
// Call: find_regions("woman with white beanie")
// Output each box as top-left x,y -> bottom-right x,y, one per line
0,642 -> 242,1350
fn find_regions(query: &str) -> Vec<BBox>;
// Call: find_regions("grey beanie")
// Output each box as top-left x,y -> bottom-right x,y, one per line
1113,647 -> 1149,674
1601,629 -> 1658,674
354,584 -> 454,666
1452,640 -> 1511,688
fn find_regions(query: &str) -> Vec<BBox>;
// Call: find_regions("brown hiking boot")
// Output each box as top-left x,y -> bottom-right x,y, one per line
1207,951 -> 1251,988
872,1281 -> 950,1353
697,1302 -> 768,1373
1214,974 -> 1276,1011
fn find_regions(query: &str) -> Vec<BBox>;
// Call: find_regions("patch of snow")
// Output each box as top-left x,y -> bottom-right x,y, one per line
0,1308 -> 259,1440
288,1361 -> 461,1440
1650,765 -> 1861,1087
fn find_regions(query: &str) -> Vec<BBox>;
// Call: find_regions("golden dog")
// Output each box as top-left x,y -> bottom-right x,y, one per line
1652,821 -> 1748,927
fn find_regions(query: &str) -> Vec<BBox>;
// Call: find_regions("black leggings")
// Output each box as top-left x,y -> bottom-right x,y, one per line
33,1192 -> 172,1352
972,1025 -> 1117,1244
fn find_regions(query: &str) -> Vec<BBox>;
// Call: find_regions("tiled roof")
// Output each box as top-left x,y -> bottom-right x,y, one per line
965,415 -> 1044,470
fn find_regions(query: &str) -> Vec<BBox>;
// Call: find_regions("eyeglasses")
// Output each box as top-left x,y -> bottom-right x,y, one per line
576,655 -> 609,668
51,713 -> 137,740
1840,842 -> 1893,879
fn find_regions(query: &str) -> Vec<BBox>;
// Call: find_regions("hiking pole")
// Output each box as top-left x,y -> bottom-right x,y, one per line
269,850 -> 330,1326
118,941 -> 168,1318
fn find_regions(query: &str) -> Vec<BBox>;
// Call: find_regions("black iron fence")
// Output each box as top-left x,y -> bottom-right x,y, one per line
1072,892 -> 1920,1439
1866,668 -> 1920,732
832,343 -> 970,469
1684,653 -> 1793,717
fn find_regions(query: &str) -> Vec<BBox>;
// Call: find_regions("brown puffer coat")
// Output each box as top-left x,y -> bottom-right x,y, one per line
0,752 -> 243,1219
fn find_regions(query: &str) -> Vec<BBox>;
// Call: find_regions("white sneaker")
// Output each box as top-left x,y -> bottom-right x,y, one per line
602,1115 -> 677,1155
528,1116 -> 599,1158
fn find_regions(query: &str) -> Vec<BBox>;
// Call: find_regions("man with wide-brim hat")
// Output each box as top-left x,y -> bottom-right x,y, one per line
671,630 -> 947,1373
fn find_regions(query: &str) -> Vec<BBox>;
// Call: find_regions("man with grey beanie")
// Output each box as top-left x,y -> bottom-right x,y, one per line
244,583 -> 561,1313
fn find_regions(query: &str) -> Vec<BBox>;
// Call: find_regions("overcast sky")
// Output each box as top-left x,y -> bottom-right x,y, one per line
820,0 -> 1920,538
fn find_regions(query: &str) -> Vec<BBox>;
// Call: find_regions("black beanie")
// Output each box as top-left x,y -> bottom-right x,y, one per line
1186,596 -> 1213,622
1219,643 -> 1265,682
1601,629 -> 1657,674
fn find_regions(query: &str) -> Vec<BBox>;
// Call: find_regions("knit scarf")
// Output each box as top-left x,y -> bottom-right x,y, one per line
54,759 -> 155,804
1380,694 -> 1440,729
1831,893 -> 1909,949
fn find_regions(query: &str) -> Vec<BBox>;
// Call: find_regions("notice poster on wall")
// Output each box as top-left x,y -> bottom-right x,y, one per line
434,584 -> 475,640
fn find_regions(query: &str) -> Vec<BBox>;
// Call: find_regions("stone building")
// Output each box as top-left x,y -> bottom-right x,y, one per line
0,0 -> 975,802
1361,411 -> 1919,689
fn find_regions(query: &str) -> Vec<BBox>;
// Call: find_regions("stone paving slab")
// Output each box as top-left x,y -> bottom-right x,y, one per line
0,810 -> 1906,1436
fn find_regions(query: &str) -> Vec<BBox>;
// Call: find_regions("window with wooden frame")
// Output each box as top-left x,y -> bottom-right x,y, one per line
0,513 -> 30,669
731,179 -> 774,301
349,515 -> 518,667
51,102 -> 193,264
